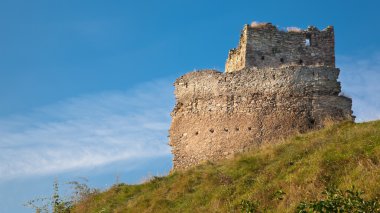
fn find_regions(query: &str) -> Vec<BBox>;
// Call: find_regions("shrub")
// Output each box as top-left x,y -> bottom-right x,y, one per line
240,199 -> 259,213
297,186 -> 380,213
25,178 -> 97,213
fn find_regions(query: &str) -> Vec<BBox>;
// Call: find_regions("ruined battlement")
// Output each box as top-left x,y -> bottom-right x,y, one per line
169,22 -> 353,170
226,23 -> 335,72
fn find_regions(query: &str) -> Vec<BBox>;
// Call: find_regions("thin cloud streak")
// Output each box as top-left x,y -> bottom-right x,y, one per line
338,53 -> 380,122
0,79 -> 174,181
1,54 -> 379,181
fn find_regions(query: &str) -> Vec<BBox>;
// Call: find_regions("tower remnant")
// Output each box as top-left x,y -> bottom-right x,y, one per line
169,22 -> 353,170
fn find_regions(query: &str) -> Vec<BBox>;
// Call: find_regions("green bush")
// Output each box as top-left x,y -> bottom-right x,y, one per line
297,187 -> 380,213
25,178 -> 97,213
240,199 -> 259,213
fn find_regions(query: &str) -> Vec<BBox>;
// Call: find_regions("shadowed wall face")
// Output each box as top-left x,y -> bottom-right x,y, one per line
169,67 -> 353,170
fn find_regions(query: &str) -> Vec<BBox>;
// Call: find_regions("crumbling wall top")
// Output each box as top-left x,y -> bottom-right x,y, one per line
225,22 -> 335,72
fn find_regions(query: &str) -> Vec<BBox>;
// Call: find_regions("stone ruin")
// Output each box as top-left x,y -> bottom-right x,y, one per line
169,22 -> 354,170
225,23 -> 335,72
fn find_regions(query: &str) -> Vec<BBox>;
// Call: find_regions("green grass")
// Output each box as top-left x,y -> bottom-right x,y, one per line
72,120 -> 380,213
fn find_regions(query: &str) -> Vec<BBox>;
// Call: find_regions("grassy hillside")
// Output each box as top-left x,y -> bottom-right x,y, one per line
72,120 -> 380,212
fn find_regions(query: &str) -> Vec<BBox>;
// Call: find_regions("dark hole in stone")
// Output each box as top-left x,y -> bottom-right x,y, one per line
308,118 -> 315,129
195,131 -> 199,135
235,127 -> 239,131
248,127 -> 252,131
261,56 -> 265,60
224,128 -> 228,132
209,129 -> 214,133
309,118 -> 315,125
280,58 -> 284,63
299,59 -> 303,65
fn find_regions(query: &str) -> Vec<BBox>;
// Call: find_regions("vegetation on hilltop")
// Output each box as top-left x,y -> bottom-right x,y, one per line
31,120 -> 380,212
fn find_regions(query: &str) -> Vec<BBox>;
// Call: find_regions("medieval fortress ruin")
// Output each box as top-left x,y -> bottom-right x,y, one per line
169,22 -> 354,170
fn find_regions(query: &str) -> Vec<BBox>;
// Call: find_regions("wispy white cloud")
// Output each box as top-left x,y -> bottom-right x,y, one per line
338,52 -> 380,122
1,54 -> 378,181
0,79 -> 174,181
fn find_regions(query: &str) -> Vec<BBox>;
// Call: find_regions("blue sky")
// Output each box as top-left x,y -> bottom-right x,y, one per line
0,0 -> 379,212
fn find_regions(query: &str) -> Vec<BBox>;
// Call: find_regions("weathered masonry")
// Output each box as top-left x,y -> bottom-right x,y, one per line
169,22 -> 353,170
226,23 -> 335,72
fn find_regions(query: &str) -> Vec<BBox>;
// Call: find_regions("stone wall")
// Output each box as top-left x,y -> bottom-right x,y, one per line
225,26 -> 248,72
226,23 -> 335,72
169,66 -> 353,170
